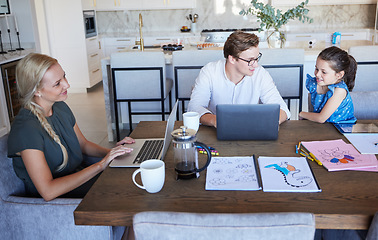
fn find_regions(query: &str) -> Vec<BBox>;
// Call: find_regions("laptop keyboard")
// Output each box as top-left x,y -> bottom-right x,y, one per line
133,140 -> 164,164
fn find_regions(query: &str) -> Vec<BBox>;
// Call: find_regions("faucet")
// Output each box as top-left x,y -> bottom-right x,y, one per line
135,13 -> 144,51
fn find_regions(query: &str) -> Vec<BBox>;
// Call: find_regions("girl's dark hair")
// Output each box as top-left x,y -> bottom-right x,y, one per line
318,46 -> 357,91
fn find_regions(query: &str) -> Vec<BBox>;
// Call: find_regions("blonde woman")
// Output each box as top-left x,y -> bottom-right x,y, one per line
7,53 -> 134,201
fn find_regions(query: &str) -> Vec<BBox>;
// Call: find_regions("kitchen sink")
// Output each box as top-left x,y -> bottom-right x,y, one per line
132,45 -> 161,49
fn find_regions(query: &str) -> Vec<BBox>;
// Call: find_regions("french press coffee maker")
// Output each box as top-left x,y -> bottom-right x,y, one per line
171,126 -> 212,180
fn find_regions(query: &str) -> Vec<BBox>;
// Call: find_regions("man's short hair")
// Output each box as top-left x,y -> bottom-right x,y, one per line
223,31 -> 259,59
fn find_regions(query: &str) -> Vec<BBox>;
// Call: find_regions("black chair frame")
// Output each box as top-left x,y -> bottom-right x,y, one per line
112,67 -> 172,141
262,64 -> 304,112
174,65 -> 203,120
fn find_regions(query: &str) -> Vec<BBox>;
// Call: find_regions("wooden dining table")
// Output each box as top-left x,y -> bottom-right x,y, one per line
74,120 -> 378,229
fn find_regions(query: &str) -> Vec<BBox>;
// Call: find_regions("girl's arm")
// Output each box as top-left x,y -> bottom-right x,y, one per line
20,144 -> 131,201
299,88 -> 347,123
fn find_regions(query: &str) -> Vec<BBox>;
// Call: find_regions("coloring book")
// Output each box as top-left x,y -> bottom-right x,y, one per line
301,139 -> 377,171
258,157 -> 321,192
205,156 -> 261,191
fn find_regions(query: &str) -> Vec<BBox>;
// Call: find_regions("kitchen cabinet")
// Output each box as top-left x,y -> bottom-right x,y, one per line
39,0 -> 101,92
272,0 -> 376,6
95,0 -> 142,10
86,36 -> 103,87
143,0 -> 196,10
96,0 -> 195,10
82,0 -> 96,10
102,37 -> 136,57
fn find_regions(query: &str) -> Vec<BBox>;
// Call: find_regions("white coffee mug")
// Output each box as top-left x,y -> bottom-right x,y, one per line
132,159 -> 165,193
183,111 -> 200,132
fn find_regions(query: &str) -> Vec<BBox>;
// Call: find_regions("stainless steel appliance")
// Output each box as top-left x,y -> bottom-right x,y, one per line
201,28 -> 262,43
83,10 -> 97,38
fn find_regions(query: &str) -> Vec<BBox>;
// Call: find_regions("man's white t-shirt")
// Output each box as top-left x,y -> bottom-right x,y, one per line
187,59 -> 291,119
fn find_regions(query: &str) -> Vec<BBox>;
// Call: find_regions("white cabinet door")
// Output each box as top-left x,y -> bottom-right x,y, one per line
102,37 -> 136,57
96,0 -> 120,10
96,0 -> 195,10
165,0 -> 196,9
82,0 -> 96,10
144,0 -> 196,9
96,0 -> 142,10
272,0 -> 376,6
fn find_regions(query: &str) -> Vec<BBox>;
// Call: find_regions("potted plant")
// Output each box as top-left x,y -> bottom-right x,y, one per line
240,0 -> 313,48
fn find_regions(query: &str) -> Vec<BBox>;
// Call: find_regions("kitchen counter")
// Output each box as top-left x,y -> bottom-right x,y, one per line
0,49 -> 35,65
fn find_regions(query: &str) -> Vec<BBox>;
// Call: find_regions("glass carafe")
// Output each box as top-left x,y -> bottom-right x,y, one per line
171,126 -> 212,180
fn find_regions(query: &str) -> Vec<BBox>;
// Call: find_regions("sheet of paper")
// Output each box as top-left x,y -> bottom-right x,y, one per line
301,139 -> 377,171
344,133 -> 378,154
258,157 -> 321,192
205,156 -> 261,191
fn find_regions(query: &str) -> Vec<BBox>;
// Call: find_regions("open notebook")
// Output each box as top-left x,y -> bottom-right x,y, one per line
110,101 -> 178,167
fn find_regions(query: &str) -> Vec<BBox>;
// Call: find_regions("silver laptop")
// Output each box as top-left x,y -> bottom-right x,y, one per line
110,101 -> 178,167
216,104 -> 280,140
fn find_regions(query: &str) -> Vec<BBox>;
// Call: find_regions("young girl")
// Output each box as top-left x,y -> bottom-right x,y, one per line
299,46 -> 357,123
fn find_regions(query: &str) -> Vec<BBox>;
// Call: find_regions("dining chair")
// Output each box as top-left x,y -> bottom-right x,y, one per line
367,212 -> 378,240
172,50 -> 223,120
350,91 -> 378,119
111,51 -> 173,140
0,135 -> 125,240
259,48 -> 305,119
133,211 -> 315,240
348,45 -> 378,92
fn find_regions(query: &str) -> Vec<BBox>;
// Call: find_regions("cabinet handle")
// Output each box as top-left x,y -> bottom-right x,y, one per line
117,39 -> 131,42
90,53 -> 98,58
156,38 -> 171,41
342,34 -> 354,37
99,41 -> 101,49
296,35 -> 312,38
89,38 -> 97,41
92,69 -> 100,73
117,47 -> 126,49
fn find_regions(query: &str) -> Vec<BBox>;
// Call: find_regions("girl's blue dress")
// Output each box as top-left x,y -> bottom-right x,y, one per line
306,74 -> 357,123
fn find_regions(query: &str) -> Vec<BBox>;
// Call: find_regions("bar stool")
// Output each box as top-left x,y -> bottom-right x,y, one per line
172,50 -> 223,120
111,51 -> 173,141
348,45 -> 378,92
259,48 -> 304,118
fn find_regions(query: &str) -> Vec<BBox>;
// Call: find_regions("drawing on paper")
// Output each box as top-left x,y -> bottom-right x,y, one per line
264,162 -> 313,188
317,147 -> 358,165
205,156 -> 260,190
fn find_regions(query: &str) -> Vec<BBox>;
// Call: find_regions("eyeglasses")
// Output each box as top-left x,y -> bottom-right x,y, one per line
236,53 -> 262,66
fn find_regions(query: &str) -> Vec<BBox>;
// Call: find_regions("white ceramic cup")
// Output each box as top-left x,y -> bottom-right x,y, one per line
132,159 -> 165,193
183,111 -> 200,132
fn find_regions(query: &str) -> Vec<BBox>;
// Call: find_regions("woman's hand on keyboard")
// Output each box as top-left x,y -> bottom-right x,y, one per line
116,137 -> 136,146
100,145 -> 133,170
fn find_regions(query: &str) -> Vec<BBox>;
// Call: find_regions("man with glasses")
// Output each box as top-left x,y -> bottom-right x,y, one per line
187,31 -> 290,127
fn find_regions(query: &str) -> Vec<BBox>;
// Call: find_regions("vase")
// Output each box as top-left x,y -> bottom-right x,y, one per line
266,30 -> 285,48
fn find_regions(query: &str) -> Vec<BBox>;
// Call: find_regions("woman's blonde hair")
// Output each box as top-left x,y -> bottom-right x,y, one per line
16,53 -> 68,172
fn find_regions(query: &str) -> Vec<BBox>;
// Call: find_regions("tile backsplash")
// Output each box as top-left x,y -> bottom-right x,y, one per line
96,1 -> 376,35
